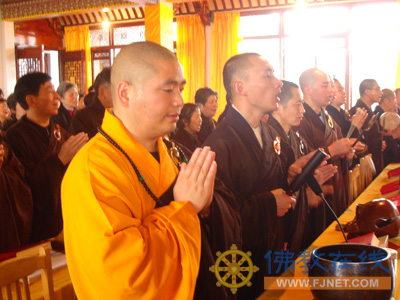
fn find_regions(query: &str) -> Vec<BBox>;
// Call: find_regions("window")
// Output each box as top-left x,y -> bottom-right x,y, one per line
239,2 -> 400,107
238,38 -> 281,76
283,6 -> 349,36
89,23 -> 177,81
89,29 -> 110,47
113,25 -> 145,46
284,37 -> 346,85
241,13 -> 280,37
350,2 -> 399,99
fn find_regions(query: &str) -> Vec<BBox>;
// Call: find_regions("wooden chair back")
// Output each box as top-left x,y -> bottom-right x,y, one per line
349,164 -> 361,204
360,154 -> 376,190
0,246 -> 54,300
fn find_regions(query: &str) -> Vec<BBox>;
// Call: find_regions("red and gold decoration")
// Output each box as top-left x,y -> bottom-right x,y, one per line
274,136 -> 281,155
1,0 -> 134,21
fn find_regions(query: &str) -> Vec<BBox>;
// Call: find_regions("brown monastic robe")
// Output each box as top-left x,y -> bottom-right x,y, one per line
295,102 -> 349,224
326,104 -> 356,138
0,136 -> 33,251
204,108 -> 289,300
267,115 -> 326,253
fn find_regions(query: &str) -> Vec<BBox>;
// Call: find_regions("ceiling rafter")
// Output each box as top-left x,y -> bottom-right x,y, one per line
2,0 -> 372,26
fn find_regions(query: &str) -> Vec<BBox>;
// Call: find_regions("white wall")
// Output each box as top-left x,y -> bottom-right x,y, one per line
0,13 -> 16,97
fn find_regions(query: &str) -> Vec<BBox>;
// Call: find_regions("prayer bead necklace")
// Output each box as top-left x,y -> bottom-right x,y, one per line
98,127 -> 188,206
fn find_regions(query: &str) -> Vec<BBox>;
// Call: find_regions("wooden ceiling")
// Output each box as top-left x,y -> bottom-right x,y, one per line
0,0 -> 373,26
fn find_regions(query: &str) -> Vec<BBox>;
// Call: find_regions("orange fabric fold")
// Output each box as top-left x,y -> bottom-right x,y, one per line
62,110 -> 201,300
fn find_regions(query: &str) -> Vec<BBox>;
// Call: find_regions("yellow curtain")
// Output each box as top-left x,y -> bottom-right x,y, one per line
396,0 -> 400,88
210,12 -> 241,120
64,26 -> 92,94
176,15 -> 205,103
396,51 -> 400,89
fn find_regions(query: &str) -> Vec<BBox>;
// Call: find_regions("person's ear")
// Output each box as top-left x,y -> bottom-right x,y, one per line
25,95 -> 35,109
233,80 -> 246,96
117,81 -> 131,108
303,85 -> 312,97
98,85 -> 105,101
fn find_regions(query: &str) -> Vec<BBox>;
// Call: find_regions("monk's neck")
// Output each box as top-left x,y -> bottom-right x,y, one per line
304,98 -> 322,115
232,103 -> 264,128
359,96 -> 373,110
272,113 -> 290,135
139,138 -> 158,153
330,103 -> 341,111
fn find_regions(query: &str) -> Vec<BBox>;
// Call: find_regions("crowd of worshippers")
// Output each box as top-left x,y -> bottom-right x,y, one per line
1,42 -> 400,300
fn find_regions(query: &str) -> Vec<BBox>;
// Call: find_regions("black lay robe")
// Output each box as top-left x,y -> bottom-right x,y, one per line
267,115 -> 326,253
51,103 -> 73,132
349,100 -> 384,174
295,103 -> 349,226
197,112 -> 217,144
172,128 -> 201,153
5,116 -> 69,243
204,108 -> 289,300
70,97 -> 105,139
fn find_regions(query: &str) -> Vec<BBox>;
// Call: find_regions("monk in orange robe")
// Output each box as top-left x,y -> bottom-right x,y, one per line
62,42 -> 217,300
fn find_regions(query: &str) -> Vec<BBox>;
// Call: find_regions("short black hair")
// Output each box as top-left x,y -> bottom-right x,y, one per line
223,53 -> 260,99
359,79 -> 377,97
14,72 -> 52,110
93,67 -> 111,96
194,87 -> 218,105
279,80 -> 299,107
6,93 -> 16,110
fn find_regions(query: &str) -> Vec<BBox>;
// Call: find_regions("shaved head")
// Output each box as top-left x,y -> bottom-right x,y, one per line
299,68 -> 332,110
299,68 -> 324,92
111,42 -> 178,104
223,53 -> 261,99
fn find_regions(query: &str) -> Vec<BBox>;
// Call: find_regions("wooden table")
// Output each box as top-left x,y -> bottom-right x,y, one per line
258,163 -> 400,300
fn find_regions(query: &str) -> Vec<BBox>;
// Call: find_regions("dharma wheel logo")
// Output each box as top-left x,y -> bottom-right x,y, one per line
209,244 -> 259,294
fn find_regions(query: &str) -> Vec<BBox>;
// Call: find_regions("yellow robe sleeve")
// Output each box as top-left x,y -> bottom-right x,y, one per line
62,138 -> 201,300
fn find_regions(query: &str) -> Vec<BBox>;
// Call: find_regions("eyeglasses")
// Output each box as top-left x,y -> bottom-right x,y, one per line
370,87 -> 381,91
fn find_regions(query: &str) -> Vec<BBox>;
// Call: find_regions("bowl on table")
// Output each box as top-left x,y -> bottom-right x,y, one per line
308,243 -> 397,300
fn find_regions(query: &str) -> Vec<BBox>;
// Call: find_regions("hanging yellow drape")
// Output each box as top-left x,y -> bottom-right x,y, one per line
396,51 -> 400,89
64,26 -> 92,94
210,12 -> 241,120
176,15 -> 205,103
